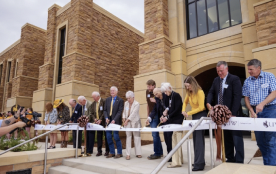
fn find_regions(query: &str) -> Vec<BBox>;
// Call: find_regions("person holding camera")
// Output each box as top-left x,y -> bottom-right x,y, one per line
25,108 -> 33,138
0,109 -> 26,137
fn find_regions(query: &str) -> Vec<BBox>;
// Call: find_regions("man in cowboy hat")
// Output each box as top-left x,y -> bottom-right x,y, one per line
78,96 -> 93,154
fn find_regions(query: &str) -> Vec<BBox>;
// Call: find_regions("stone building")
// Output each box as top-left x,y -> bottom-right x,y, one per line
1,0 -> 276,141
134,0 -> 276,140
0,0 -> 143,121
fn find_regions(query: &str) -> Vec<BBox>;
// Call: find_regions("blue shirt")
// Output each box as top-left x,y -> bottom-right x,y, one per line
242,71 -> 276,106
112,96 -> 117,104
217,73 -> 229,104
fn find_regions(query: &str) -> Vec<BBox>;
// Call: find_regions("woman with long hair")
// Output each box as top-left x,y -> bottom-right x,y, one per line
54,99 -> 70,148
182,76 -> 206,171
44,103 -> 58,149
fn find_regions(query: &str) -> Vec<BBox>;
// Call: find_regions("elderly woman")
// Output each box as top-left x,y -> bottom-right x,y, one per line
44,102 -> 58,149
54,99 -> 70,148
160,82 -> 184,168
123,91 -> 142,160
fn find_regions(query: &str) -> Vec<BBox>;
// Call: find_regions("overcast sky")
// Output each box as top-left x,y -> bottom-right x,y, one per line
0,0 -> 144,53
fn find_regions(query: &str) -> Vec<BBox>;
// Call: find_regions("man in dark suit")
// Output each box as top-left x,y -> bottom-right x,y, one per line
88,91 -> 109,157
69,99 -> 82,149
207,61 -> 244,163
104,86 -> 124,159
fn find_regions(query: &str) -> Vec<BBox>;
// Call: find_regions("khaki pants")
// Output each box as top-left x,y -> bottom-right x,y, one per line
171,131 -> 184,166
125,122 -> 142,156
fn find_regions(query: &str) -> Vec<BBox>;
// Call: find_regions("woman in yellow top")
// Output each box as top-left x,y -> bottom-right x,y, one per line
182,76 -> 206,171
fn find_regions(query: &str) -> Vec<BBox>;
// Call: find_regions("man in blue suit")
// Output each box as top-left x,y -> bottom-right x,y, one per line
104,86 -> 124,159
69,99 -> 82,149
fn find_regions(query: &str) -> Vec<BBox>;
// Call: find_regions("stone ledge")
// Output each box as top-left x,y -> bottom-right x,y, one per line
56,1 -> 71,16
252,43 -> 276,52
48,4 -> 61,11
0,148 -> 80,166
138,35 -> 172,46
39,63 -> 54,69
62,51 -> 95,60
56,80 -> 99,88
253,0 -> 274,7
21,23 -> 46,32
134,69 -> 175,79
241,21 -> 256,29
0,39 -> 20,57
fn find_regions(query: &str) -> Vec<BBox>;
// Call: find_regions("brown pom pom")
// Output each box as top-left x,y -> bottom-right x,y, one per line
77,115 -> 89,127
209,104 -> 232,125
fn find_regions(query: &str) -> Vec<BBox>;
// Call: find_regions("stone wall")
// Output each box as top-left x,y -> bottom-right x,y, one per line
255,0 -> 276,47
139,0 -> 171,75
91,8 -> 144,98
11,76 -> 39,97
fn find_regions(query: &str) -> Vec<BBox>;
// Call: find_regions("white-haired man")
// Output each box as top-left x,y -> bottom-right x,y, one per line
78,96 -> 93,155
87,91 -> 110,156
69,99 -> 82,149
104,86 -> 124,159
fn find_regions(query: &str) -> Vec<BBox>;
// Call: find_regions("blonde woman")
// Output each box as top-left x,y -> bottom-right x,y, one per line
123,91 -> 142,160
182,76 -> 206,171
44,103 -> 58,149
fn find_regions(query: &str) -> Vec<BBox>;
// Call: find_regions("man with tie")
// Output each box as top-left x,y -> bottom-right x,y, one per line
207,61 -> 244,163
78,96 -> 93,155
88,91 -> 110,156
69,99 -> 82,149
104,86 -> 124,158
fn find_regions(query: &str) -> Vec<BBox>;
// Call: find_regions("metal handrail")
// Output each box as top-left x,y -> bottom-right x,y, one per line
0,123 -> 80,174
151,117 -> 214,174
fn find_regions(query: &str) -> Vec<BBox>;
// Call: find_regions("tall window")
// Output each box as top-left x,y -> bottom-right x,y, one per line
58,28 -> 66,84
0,64 -> 3,85
186,0 -> 242,39
7,61 -> 11,82
14,60 -> 18,78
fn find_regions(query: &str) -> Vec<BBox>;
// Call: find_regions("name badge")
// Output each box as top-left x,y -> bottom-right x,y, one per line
75,111 -> 78,114
261,83 -> 269,88
85,108 -> 87,111
169,100 -> 172,104
100,106 -> 103,111
147,94 -> 150,98
223,84 -> 228,89
125,107 -> 129,111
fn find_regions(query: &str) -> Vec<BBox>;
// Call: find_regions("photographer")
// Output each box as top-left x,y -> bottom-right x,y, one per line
0,109 -> 26,137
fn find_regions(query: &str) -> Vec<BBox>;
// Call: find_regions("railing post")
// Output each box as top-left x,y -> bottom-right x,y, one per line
44,135 -> 48,174
209,121 -> 214,168
187,137 -> 192,174
75,125 -> 79,158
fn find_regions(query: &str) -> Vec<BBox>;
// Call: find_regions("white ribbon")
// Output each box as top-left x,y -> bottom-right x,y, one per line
35,117 -> 276,132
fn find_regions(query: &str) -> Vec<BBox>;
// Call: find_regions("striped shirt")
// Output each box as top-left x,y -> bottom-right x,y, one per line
242,71 -> 276,106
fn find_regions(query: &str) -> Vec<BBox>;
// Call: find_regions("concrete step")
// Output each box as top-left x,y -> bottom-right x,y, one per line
48,165 -> 101,174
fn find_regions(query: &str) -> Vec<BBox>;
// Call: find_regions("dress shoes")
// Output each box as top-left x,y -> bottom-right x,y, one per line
96,152 -> 102,157
192,168 -> 204,171
167,164 -> 182,168
114,154 -> 123,159
106,154 -> 115,158
104,152 -> 109,156
147,155 -> 161,160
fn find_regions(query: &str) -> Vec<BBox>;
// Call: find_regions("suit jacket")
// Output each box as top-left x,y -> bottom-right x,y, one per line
83,100 -> 92,117
149,93 -> 167,120
163,91 -> 184,124
70,103 -> 82,123
104,96 -> 124,125
122,100 -> 141,127
88,98 -> 106,126
207,73 -> 243,116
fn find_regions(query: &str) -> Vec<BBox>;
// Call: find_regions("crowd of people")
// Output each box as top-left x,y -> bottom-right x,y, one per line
0,58 -> 275,169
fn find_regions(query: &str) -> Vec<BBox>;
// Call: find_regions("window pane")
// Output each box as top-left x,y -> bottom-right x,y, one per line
188,0 -> 195,3
197,0 -> 207,36
207,0 -> 218,32
229,0 -> 242,25
188,3 -> 197,38
218,0 -> 230,29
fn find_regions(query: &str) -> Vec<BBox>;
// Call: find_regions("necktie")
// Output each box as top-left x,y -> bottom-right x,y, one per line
96,101 -> 99,119
83,105 -> 85,115
109,98 -> 114,116
219,78 -> 223,104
